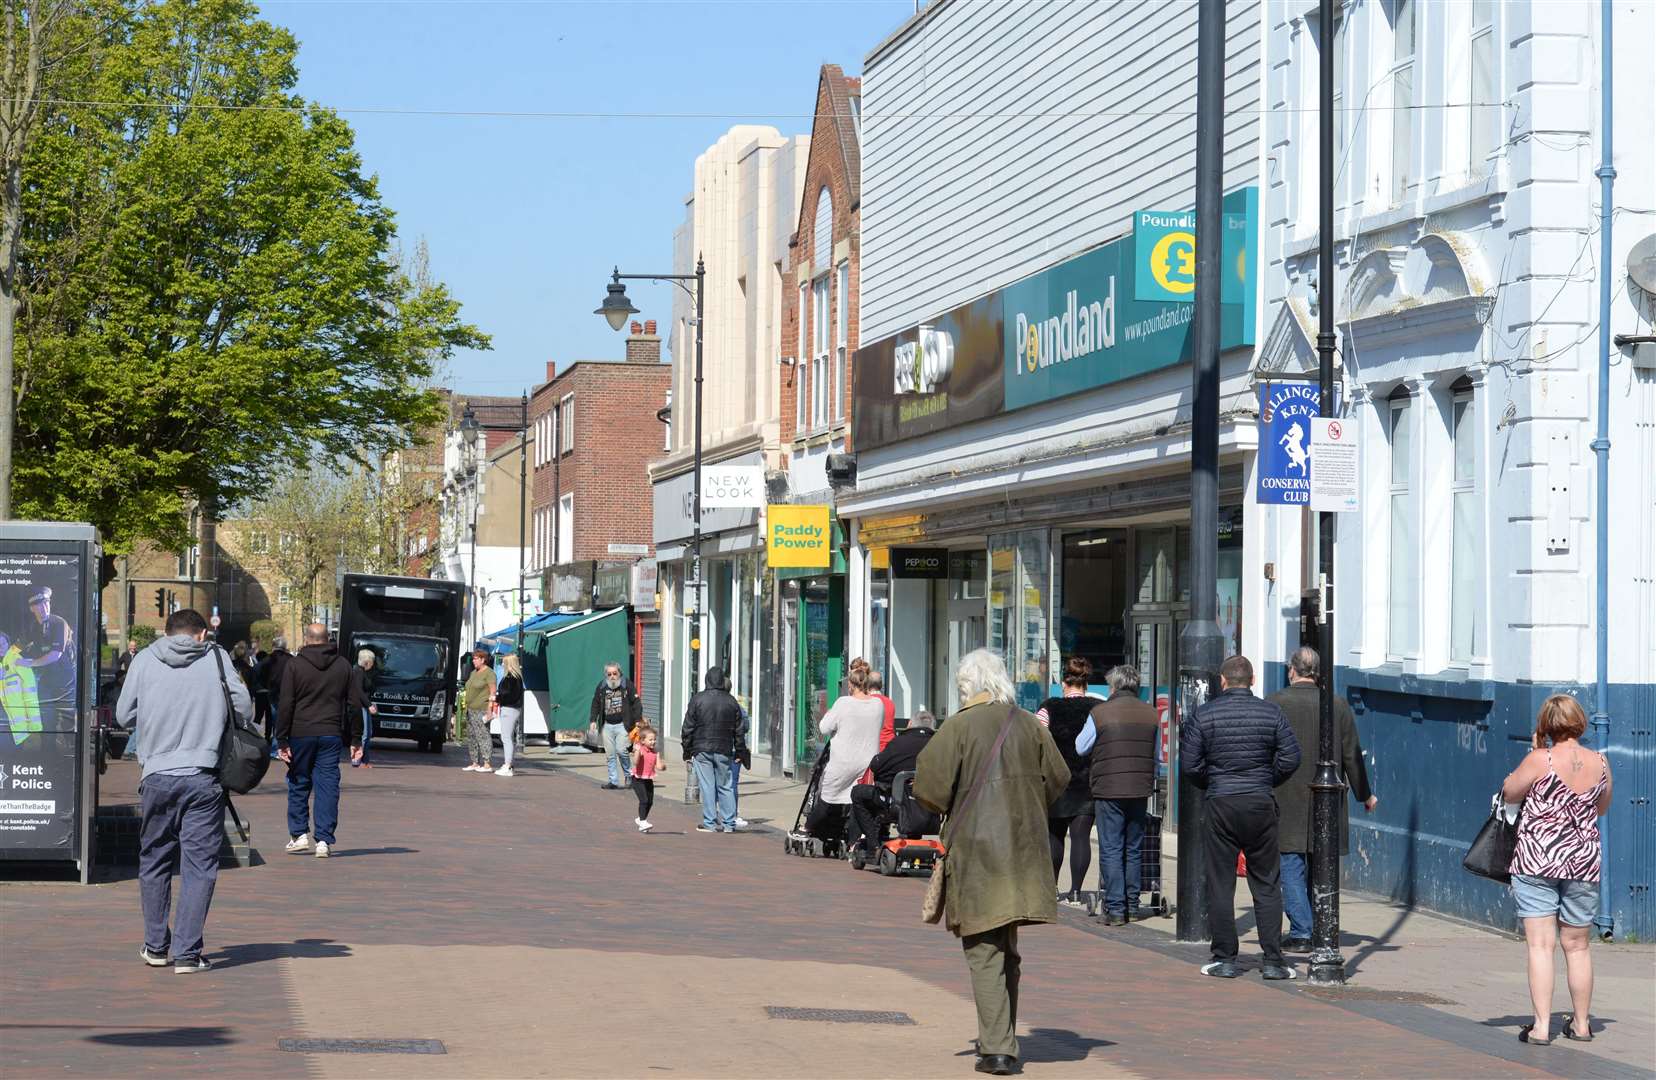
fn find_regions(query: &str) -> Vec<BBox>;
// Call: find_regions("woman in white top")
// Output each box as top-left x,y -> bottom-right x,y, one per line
808,657 -> 887,842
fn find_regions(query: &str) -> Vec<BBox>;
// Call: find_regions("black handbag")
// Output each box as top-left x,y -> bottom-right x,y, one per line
213,647 -> 271,794
1462,795 -> 1521,884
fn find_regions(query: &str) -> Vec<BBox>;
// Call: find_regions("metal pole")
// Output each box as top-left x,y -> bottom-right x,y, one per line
517,392 -> 528,661
689,257 -> 705,701
1590,0 -> 1615,940
1308,0 -> 1348,985
1174,0 -> 1227,944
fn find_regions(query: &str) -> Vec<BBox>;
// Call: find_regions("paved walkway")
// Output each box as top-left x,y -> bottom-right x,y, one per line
1,743 -> 1650,1079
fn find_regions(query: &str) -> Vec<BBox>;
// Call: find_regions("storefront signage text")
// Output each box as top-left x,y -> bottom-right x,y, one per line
766,505 -> 832,568
890,547 -> 948,579
1256,382 -> 1340,505
701,465 -> 767,509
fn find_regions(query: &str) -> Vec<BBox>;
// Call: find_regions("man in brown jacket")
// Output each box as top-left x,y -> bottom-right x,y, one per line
915,649 -> 1069,1078
1267,646 -> 1375,950
1075,664 -> 1161,924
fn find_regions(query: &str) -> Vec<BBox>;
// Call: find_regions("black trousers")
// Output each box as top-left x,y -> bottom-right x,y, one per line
850,784 -> 891,856
1203,792 -> 1284,964
1047,808 -> 1095,896
633,778 -> 655,820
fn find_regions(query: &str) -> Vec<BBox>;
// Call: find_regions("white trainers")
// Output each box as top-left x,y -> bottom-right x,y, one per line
314,841 -> 330,858
495,766 -> 514,777
285,835 -> 311,854
733,817 -> 749,830
639,819 -> 654,832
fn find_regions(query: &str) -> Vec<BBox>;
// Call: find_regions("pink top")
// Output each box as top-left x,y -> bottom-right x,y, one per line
1510,751 -> 1606,882
633,745 -> 658,780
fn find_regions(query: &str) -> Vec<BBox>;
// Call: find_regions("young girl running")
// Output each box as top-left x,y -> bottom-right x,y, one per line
631,725 -> 662,832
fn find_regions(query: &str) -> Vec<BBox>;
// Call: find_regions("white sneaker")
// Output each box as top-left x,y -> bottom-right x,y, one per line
734,817 -> 748,829
495,766 -> 514,777
285,835 -> 310,854
314,841 -> 330,858
639,819 -> 654,832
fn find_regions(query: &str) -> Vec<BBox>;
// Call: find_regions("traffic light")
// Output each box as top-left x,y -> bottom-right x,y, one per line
154,588 -> 165,617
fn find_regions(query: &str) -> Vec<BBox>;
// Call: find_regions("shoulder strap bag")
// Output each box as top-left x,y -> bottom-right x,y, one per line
923,706 -> 1018,925
214,647 -> 271,794
1462,792 -> 1521,884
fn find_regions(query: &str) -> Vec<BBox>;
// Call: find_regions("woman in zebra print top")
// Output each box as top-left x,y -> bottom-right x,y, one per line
1499,695 -> 1613,1046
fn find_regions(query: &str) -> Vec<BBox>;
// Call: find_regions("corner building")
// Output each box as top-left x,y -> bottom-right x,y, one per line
845,0 -> 1265,777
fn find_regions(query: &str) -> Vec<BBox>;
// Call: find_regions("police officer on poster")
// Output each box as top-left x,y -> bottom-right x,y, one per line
19,585 -> 76,709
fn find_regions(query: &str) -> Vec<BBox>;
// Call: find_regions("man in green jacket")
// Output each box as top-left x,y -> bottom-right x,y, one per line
915,649 -> 1069,1077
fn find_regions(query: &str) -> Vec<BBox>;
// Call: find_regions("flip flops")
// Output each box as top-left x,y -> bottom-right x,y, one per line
1519,1025 -> 1552,1046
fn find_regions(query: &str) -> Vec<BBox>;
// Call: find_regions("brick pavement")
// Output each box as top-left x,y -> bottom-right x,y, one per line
1,745 -> 1648,1079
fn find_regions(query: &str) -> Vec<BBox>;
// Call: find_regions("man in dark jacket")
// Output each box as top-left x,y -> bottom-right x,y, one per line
276,623 -> 363,858
1180,654 -> 1300,980
1268,646 -> 1375,950
589,662 -> 643,789
850,710 -> 936,859
1074,664 -> 1160,925
256,637 -> 294,743
678,666 -> 743,832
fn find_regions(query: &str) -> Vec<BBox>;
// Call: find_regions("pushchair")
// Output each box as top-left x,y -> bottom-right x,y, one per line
849,770 -> 945,877
783,742 -> 846,859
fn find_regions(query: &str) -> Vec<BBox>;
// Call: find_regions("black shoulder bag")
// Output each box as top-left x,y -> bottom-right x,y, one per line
1462,793 -> 1521,884
214,646 -> 271,794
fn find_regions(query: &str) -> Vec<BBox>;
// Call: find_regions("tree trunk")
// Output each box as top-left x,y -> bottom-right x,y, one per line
0,158 -> 18,520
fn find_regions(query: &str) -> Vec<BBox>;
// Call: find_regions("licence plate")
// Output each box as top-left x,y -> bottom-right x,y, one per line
381,721 -> 412,731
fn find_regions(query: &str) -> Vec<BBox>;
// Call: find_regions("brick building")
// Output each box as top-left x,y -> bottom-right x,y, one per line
529,320 -> 669,608
382,391 -> 461,579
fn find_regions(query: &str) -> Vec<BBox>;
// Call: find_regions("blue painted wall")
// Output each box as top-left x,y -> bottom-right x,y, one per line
1261,663 -> 1654,940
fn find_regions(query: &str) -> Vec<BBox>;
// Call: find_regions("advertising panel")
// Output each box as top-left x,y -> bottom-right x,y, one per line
890,547 -> 949,580
700,465 -> 767,509
0,543 -> 83,852
1257,383 -> 1340,505
850,293 -> 1004,452
766,505 -> 832,569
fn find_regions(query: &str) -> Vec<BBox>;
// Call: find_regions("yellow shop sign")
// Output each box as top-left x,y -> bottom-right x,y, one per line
767,504 -> 832,568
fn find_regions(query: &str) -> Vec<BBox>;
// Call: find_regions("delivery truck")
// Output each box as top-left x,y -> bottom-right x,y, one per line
338,573 -> 465,753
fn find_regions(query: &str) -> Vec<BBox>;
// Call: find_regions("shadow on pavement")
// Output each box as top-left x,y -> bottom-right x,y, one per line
1482,1014 -> 1614,1036
327,846 -> 419,858
210,938 -> 351,970
1021,1028 -> 1117,1062
85,1026 -> 235,1048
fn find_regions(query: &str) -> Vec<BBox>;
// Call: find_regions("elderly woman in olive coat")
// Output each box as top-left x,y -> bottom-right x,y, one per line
914,649 -> 1070,1076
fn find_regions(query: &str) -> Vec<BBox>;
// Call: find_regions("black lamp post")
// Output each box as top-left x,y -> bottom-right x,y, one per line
460,393 -> 531,661
596,261 -> 706,702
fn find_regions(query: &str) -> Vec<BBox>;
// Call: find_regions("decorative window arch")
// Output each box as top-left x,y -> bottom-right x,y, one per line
812,187 -> 833,270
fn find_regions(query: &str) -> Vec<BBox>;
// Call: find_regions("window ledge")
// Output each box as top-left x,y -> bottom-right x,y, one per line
1341,664 -> 1497,702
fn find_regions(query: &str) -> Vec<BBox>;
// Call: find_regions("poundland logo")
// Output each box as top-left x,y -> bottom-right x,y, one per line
1012,278 -> 1117,377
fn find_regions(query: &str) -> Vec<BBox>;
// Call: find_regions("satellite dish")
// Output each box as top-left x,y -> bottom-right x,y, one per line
1629,233 -> 1656,296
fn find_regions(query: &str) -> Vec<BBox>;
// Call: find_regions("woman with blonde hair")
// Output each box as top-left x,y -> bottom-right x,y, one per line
808,657 -> 887,844
351,648 -> 378,769
1500,694 -> 1612,1045
494,652 -> 525,778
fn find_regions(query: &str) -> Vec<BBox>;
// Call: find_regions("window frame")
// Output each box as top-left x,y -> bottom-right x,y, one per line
796,282 -> 809,432
559,393 -> 575,454
1448,378 -> 1479,664
1468,0 -> 1496,180
1386,387 -> 1417,660
811,274 -> 831,431
1388,0 -> 1416,206
834,260 -> 849,423
557,492 -> 575,563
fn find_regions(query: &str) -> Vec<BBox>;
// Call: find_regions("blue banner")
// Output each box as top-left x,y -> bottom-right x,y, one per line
1257,383 -> 1338,505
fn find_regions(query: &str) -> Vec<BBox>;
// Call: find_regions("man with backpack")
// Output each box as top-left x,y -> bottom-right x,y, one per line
276,622 -> 363,858
116,608 -> 253,974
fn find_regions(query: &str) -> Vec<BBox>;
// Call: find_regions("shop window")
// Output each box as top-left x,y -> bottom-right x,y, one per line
1449,378 -> 1479,663
989,531 -> 1054,711
1387,387 -> 1418,658
1061,530 -> 1130,676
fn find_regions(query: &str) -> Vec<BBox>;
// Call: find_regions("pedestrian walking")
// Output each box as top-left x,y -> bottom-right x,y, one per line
230,641 -> 255,687
1034,657 -> 1099,908
1074,664 -> 1160,925
276,623 -> 364,857
256,636 -> 294,744
1180,654 -> 1300,980
913,649 -> 1069,1077
631,723 -> 663,832
810,658 -> 885,846
679,666 -> 745,832
116,608 -> 254,974
351,648 -> 379,769
494,653 -> 524,777
589,661 -> 642,788
1501,694 -> 1612,1046
1267,646 -> 1375,950
869,669 -> 897,751
730,686 -> 750,829
462,649 -> 497,772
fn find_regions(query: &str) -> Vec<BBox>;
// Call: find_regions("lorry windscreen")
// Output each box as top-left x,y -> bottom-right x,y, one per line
357,637 -> 445,680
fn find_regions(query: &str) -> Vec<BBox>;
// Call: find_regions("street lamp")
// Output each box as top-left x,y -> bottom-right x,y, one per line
459,393 -> 531,661
596,261 -> 706,707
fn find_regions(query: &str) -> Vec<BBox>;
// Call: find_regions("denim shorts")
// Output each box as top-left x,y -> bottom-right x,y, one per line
1512,873 -> 1598,927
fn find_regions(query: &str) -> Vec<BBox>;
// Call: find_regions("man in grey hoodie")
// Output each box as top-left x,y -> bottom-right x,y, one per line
116,608 -> 253,974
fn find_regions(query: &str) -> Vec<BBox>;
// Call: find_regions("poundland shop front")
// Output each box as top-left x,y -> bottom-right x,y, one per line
844,195 -> 1264,731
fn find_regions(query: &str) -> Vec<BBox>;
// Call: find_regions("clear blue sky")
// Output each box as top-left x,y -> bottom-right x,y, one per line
264,0 -> 914,396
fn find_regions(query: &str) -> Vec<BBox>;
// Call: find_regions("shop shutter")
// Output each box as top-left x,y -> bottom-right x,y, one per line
640,620 -> 662,727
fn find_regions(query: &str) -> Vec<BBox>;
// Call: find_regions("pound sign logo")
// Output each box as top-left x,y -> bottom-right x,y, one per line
1149,231 -> 1197,296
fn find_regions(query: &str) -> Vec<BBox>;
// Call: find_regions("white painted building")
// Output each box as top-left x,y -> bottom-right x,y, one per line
437,409 -> 537,647
651,125 -> 809,769
1257,0 -> 1654,937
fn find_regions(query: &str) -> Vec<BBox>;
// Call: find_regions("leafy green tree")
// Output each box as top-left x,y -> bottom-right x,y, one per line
13,0 -> 487,578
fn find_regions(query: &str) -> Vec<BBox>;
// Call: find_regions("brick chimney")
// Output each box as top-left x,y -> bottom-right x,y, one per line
545,360 -> 557,381
625,318 -> 662,364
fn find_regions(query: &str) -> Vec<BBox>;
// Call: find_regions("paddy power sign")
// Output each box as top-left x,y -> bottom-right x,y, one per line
766,505 -> 832,569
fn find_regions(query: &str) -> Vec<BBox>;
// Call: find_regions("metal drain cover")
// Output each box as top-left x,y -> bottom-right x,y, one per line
1300,987 -> 1456,1006
279,1038 -> 447,1054
765,1006 -> 916,1025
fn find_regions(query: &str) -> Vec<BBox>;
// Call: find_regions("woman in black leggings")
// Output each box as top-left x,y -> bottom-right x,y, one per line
1036,656 -> 1101,905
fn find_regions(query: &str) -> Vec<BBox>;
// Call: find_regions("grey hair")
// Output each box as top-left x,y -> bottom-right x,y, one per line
1105,664 -> 1142,694
604,660 -> 622,674
1289,646 -> 1320,680
910,708 -> 936,730
357,648 -> 376,666
955,648 -> 1015,706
